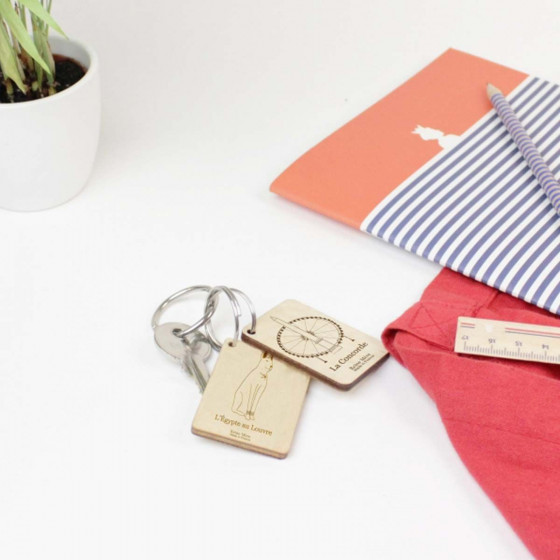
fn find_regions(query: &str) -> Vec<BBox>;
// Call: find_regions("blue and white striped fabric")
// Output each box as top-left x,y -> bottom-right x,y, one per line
361,77 -> 560,315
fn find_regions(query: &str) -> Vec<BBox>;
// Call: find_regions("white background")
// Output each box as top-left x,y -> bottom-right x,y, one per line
2,1 -> 559,558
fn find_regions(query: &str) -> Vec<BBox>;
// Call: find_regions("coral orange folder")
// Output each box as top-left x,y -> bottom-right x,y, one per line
272,49 -> 560,315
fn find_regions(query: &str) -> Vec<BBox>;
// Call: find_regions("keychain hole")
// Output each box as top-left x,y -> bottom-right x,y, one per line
246,329 -> 256,335
228,341 -> 235,347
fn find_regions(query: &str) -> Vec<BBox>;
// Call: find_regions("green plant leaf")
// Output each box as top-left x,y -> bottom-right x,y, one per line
0,0 -> 49,73
32,14 -> 54,77
0,20 -> 25,92
18,0 -> 65,37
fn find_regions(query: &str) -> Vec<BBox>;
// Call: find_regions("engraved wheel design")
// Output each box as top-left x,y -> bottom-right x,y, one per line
276,316 -> 344,358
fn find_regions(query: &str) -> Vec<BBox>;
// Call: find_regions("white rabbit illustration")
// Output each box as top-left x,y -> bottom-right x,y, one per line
412,125 -> 460,150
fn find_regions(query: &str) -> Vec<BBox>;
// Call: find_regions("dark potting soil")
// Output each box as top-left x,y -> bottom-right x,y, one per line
0,55 -> 86,104
53,55 -> 86,91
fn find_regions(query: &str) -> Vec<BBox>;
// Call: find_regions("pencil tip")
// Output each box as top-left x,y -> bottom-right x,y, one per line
487,83 -> 501,99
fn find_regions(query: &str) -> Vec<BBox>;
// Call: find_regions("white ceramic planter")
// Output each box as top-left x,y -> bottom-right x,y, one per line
0,37 -> 100,211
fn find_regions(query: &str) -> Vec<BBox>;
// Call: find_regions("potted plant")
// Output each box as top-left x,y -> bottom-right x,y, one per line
0,0 -> 100,211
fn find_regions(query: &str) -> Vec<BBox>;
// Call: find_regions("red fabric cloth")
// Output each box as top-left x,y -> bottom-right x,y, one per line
382,268 -> 560,560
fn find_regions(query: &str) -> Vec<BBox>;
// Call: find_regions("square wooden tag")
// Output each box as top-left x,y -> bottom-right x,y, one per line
192,340 -> 310,459
242,300 -> 388,390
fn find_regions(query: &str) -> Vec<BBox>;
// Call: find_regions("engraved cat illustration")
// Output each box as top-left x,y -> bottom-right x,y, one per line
232,352 -> 273,421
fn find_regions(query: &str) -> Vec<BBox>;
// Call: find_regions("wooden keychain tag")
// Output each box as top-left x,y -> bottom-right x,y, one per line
192,339 -> 310,459
242,300 -> 388,390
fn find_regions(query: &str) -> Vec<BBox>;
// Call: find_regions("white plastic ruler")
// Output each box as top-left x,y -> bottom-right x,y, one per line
455,316 -> 560,364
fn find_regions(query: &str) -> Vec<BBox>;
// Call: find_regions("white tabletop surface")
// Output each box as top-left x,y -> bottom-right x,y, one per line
2,1 -> 559,558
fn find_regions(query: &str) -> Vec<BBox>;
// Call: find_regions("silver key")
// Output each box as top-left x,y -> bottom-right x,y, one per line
154,322 -> 212,392
181,334 -> 212,392
154,322 -> 193,360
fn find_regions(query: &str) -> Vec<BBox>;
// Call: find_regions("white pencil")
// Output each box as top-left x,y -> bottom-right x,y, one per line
487,83 -> 560,215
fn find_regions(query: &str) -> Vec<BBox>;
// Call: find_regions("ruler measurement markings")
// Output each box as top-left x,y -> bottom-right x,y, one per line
455,316 -> 560,365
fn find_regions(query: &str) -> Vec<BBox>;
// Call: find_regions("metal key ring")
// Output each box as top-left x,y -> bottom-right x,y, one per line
230,288 -> 257,334
151,285 -> 217,338
204,286 -> 242,351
